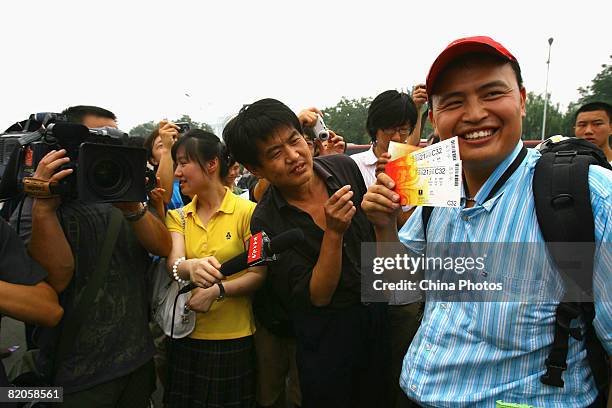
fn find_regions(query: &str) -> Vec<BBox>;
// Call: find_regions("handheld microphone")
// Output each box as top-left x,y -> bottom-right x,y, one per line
178,228 -> 304,294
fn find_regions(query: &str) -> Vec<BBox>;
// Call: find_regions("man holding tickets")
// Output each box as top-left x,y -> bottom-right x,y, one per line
362,36 -> 612,406
223,98 -> 390,408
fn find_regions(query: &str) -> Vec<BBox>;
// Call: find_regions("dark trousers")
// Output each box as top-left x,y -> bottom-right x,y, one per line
389,303 -> 423,408
293,303 -> 391,408
62,359 -> 156,408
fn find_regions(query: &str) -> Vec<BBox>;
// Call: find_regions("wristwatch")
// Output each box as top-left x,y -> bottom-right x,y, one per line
124,203 -> 148,222
216,282 -> 225,301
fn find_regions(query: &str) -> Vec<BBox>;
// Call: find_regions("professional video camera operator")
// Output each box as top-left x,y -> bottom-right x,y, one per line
10,105 -> 171,407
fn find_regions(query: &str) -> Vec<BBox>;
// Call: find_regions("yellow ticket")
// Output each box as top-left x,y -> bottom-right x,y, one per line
389,136 -> 459,164
386,137 -> 462,208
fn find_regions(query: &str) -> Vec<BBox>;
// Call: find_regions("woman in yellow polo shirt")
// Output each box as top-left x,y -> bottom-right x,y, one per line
164,129 -> 264,408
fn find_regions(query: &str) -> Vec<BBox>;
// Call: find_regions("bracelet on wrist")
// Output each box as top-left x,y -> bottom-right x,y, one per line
124,203 -> 148,222
172,257 -> 189,284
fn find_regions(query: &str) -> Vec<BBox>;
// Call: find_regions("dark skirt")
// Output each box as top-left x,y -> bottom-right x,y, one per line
165,336 -> 255,408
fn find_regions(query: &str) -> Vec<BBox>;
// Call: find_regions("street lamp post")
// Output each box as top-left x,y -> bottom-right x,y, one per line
541,37 -> 554,140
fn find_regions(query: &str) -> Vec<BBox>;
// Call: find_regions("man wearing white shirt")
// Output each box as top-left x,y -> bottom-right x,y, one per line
351,89 -> 422,408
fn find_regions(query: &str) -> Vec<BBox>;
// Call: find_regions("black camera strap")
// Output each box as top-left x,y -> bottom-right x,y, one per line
50,208 -> 123,383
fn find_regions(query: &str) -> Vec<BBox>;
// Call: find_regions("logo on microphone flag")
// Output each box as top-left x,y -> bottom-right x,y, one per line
247,232 -> 264,265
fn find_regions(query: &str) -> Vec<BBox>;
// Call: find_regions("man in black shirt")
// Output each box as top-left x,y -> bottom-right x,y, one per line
0,218 -> 63,389
223,98 -> 390,408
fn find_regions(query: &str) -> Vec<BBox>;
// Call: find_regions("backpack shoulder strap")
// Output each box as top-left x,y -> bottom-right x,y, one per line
178,207 -> 185,231
533,147 -> 610,397
51,208 -> 123,382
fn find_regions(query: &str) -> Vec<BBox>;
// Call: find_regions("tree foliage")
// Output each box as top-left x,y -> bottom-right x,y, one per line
128,121 -> 157,138
577,55 -> 612,106
522,92 -> 567,139
128,114 -> 213,138
321,97 -> 372,145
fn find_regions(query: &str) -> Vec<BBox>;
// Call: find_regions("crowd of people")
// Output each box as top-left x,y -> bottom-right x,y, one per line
0,36 -> 611,408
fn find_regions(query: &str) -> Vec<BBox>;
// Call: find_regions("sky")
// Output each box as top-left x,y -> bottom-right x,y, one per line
1,0 -> 610,134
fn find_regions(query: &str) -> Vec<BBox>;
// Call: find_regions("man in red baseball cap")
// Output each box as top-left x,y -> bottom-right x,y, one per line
362,36 -> 612,407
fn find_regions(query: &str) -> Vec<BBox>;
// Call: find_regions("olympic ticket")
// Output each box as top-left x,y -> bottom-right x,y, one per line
385,137 -> 462,208
389,137 -> 459,165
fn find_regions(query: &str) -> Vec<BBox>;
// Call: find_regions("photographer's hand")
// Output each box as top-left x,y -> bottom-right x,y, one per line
297,107 -> 322,128
29,149 -> 74,293
411,84 -> 427,110
407,83 -> 428,146
157,120 -> 179,204
158,120 -> 179,149
31,149 -> 73,210
316,130 -> 346,156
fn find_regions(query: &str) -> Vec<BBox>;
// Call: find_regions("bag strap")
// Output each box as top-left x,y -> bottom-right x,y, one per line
178,207 -> 185,231
51,208 -> 123,382
534,149 -> 610,396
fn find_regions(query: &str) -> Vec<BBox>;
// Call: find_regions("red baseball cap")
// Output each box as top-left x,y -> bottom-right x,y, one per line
426,36 -> 518,96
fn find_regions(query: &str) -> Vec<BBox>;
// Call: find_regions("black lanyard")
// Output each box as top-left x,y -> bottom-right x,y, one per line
463,146 -> 528,203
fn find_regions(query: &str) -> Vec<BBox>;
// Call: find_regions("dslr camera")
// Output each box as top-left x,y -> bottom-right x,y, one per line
0,113 -> 153,203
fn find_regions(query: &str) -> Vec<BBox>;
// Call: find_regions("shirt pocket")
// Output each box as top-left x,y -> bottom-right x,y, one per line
470,296 -> 545,352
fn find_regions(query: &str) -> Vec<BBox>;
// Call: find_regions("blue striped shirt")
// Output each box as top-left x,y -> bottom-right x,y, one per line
398,141 -> 612,407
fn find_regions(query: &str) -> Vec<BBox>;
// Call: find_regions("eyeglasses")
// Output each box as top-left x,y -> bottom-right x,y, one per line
382,126 -> 412,136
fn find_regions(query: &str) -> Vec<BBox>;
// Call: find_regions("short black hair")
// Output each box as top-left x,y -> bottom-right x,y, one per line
574,101 -> 612,123
366,90 -> 418,143
430,54 -> 523,101
61,105 -> 116,124
171,129 -> 230,179
223,98 -> 302,167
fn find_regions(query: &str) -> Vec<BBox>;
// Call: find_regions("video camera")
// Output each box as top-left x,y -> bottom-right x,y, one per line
0,113 -> 153,203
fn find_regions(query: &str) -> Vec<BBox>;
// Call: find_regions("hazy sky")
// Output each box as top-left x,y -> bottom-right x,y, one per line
1,0 -> 610,133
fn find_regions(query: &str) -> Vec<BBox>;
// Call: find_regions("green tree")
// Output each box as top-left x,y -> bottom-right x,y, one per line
523,92 -> 566,139
576,55 -> 612,105
128,121 -> 156,138
128,114 -> 213,138
321,97 -> 372,144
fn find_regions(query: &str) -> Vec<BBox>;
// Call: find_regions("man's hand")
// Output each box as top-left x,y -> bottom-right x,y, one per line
31,149 -> 74,211
316,130 -> 346,156
297,107 -> 322,128
362,173 -> 401,229
375,152 -> 391,178
325,185 -> 356,234
187,257 -> 225,288
187,286 -> 219,313
412,84 -> 427,110
158,120 -> 179,149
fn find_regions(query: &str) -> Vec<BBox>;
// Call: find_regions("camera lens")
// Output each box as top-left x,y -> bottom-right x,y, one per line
87,156 -> 131,199
92,160 -> 121,189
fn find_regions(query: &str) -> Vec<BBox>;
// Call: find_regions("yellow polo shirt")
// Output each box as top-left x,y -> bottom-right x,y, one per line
165,188 -> 257,340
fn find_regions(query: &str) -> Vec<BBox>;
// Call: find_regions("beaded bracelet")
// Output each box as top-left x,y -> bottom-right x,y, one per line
172,257 -> 188,284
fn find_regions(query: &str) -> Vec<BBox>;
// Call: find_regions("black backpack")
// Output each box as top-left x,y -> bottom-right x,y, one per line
422,137 -> 611,403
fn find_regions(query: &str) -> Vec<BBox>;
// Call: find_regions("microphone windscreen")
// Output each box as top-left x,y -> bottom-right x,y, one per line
219,252 -> 249,276
267,229 -> 305,254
